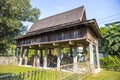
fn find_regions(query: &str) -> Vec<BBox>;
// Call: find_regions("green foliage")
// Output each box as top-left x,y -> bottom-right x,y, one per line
51,48 -> 70,56
100,56 -> 120,71
61,48 -> 70,54
28,49 -> 35,59
0,0 -> 40,54
99,24 -> 120,56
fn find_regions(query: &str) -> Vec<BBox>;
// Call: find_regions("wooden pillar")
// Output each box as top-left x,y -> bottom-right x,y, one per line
19,47 -> 23,65
73,46 -> 77,72
43,49 -> 48,68
49,49 -> 52,56
16,48 -> 19,57
89,42 -> 94,72
57,48 -> 61,70
40,49 -> 43,67
95,44 -> 100,70
70,46 -> 73,57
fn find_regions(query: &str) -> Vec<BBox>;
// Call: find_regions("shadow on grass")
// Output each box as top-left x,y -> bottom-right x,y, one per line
0,73 -> 24,80
0,73 -> 12,76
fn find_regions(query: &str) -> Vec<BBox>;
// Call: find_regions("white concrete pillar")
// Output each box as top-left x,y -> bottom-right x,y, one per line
95,45 -> 100,70
73,46 -> 77,72
43,49 -> 48,68
19,57 -> 23,65
57,48 -> 61,70
89,42 -> 94,72
19,47 -> 23,65
21,48 -> 28,65
33,49 -> 40,67
36,50 -> 40,67
24,48 -> 29,65
33,49 -> 37,67
24,57 -> 28,65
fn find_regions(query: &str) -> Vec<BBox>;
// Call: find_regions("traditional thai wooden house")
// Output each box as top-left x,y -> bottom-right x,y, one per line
15,6 -> 102,72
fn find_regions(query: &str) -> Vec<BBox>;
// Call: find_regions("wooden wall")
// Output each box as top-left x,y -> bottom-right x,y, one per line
86,27 -> 98,44
17,27 -> 87,46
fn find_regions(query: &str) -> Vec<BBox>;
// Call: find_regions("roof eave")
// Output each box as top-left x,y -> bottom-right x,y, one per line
15,19 -> 102,40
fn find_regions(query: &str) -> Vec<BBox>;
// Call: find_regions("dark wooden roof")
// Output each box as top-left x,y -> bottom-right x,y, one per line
15,19 -> 102,39
27,6 -> 85,34
15,6 -> 102,39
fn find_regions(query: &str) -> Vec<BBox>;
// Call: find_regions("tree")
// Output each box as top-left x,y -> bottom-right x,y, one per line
0,0 -> 40,54
99,24 -> 120,57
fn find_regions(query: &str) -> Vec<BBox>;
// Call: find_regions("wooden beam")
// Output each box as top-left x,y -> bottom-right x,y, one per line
86,39 -> 91,43
38,44 -> 41,47
76,42 -> 84,47
69,41 -> 75,45
53,43 -> 59,47
29,45 -> 31,48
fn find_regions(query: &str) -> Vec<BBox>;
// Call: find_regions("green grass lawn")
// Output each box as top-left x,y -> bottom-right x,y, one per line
83,70 -> 120,80
0,65 -> 39,74
0,65 -> 120,80
0,65 -> 65,80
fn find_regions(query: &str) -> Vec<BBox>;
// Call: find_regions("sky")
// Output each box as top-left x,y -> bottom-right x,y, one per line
26,0 -> 120,29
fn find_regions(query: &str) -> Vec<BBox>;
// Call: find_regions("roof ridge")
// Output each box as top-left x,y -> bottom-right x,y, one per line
27,6 -> 85,33
35,6 -> 85,23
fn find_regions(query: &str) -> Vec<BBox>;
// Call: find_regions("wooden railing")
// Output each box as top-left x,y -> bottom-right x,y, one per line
17,28 -> 87,46
0,70 -> 60,80
0,62 -> 91,80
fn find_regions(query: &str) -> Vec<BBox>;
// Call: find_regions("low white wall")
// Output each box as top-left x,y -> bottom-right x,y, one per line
0,56 -> 18,65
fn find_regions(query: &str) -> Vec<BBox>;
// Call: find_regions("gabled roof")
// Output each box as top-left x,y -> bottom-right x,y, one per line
15,6 -> 102,40
27,6 -> 86,34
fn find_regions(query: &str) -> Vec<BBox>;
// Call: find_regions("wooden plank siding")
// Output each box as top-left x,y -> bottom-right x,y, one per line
86,27 -> 98,44
17,28 -> 87,46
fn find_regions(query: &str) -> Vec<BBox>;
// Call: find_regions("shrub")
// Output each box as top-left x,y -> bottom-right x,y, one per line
100,55 -> 120,71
